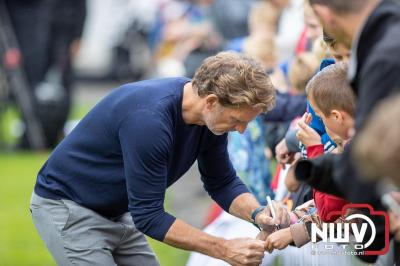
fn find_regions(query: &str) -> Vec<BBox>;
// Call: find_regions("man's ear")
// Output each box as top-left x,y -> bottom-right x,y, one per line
204,94 -> 219,111
331,110 -> 344,123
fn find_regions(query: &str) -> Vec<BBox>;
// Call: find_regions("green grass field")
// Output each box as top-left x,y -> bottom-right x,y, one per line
0,152 -> 189,266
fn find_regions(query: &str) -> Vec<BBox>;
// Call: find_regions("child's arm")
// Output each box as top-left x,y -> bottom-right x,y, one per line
291,208 -> 353,248
265,200 -> 317,250
265,200 -> 360,252
265,227 -> 293,253
289,201 -> 321,248
264,213 -> 315,251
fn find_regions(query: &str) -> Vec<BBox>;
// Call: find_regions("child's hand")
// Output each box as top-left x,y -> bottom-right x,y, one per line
301,112 -> 313,125
296,120 -> 321,147
256,201 -> 291,231
275,138 -> 295,169
285,158 -> 301,192
264,227 -> 293,253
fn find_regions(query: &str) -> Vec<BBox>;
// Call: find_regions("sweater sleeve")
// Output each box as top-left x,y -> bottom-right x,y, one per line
262,92 -> 306,122
285,129 -> 301,153
289,200 -> 319,247
313,191 -> 349,222
306,144 -> 324,158
119,110 -> 176,241
197,135 -> 250,211
306,144 -> 349,222
290,223 -> 310,247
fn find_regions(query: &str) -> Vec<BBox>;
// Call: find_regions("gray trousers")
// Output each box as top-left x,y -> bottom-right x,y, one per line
30,192 -> 160,266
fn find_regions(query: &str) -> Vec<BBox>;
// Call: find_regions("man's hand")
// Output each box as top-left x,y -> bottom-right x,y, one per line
221,238 -> 266,266
275,138 -> 295,169
164,218 -> 265,265
255,201 -> 290,231
256,229 -> 270,241
264,228 -> 293,253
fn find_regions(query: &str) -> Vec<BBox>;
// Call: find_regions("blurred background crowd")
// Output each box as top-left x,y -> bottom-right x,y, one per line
1,0 -> 313,151
1,0 -> 399,265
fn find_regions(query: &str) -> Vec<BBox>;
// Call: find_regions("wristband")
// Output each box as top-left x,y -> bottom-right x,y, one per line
251,206 -> 265,230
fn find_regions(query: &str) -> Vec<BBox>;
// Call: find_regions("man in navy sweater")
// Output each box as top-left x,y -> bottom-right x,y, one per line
30,51 -> 285,265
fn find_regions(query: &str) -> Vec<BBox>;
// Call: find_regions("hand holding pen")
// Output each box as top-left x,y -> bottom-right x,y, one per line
267,196 -> 281,230
254,196 -> 290,232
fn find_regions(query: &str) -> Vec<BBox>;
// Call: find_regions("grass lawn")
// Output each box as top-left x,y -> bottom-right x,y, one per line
0,152 -> 189,266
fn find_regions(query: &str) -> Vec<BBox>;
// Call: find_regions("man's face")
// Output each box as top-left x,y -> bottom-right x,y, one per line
204,104 -> 262,135
305,11 -> 323,42
311,4 -> 352,48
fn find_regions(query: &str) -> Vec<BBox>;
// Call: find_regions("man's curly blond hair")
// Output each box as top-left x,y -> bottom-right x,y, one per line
192,51 -> 276,112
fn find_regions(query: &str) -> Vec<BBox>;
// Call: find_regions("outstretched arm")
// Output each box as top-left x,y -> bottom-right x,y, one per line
164,218 -> 266,266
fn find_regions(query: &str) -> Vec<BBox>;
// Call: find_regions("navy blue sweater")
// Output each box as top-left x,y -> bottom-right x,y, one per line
35,78 -> 249,241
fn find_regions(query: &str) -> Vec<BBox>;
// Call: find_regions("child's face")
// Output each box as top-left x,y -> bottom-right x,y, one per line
304,9 -> 322,42
309,96 -> 352,140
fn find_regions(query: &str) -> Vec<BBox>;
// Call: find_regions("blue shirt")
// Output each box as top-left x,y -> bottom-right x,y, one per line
34,77 -> 249,241
299,59 -> 337,158
228,116 -> 273,205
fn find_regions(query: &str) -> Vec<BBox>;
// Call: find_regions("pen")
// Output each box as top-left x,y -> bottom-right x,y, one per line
266,195 -> 280,230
